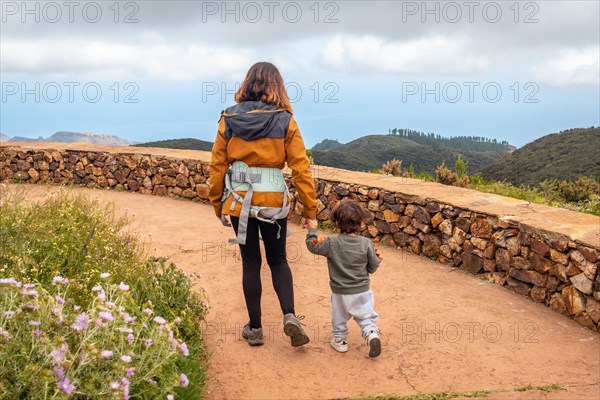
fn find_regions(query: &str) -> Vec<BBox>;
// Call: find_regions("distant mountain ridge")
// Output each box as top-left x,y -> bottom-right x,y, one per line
0,133 -> 10,142
311,129 -> 514,174
6,131 -> 135,146
481,127 -> 600,186
133,138 -> 213,152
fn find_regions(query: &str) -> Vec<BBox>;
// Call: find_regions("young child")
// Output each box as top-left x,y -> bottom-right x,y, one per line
305,199 -> 382,358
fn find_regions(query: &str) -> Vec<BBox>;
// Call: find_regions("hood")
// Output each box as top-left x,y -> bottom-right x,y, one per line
223,101 -> 292,141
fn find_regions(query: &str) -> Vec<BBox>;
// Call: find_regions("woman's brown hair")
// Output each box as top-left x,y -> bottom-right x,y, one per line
234,62 -> 293,113
331,199 -> 366,234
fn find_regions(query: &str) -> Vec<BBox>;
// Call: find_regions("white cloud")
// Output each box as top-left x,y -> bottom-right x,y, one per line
532,47 -> 600,87
0,38 -> 253,82
320,35 -> 489,75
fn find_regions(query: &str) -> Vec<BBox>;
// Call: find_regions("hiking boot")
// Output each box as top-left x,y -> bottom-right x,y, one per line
366,331 -> 381,358
283,313 -> 310,347
330,338 -> 348,353
242,323 -> 264,346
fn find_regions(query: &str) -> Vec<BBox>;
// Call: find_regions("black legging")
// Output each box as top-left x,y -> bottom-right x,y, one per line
230,215 -> 295,329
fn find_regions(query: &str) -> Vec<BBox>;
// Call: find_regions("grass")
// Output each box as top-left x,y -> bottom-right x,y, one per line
347,383 -> 566,400
0,184 -> 209,399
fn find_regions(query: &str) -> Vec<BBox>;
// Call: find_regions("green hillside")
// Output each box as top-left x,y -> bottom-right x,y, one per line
481,127 -> 600,186
133,138 -> 213,152
312,135 -> 507,174
312,139 -> 343,151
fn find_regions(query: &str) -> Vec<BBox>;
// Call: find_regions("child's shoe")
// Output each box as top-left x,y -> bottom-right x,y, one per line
242,323 -> 264,346
366,331 -> 381,358
330,338 -> 348,353
283,313 -> 310,347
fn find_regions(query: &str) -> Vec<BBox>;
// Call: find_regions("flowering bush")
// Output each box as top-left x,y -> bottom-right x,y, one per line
0,186 -> 209,398
1,276 -> 191,398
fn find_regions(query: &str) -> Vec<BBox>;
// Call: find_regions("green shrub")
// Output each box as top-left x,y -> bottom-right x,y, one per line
435,162 -> 469,187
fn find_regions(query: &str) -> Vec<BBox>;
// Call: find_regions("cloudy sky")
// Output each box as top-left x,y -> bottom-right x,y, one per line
1,0 -> 599,147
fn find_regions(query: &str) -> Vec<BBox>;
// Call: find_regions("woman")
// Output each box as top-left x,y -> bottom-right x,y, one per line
208,62 -> 318,347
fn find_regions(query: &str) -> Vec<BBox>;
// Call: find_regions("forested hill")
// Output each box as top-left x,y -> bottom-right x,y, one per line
385,128 -> 515,152
133,138 -> 214,152
480,127 -> 600,186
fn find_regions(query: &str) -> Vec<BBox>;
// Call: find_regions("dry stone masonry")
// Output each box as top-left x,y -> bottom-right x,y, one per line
1,144 -> 599,332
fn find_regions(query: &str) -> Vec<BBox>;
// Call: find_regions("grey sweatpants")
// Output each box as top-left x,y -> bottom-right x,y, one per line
331,289 -> 379,340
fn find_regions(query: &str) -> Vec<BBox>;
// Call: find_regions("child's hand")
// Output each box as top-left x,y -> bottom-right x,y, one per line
374,244 -> 383,261
306,218 -> 318,229
311,236 -> 327,246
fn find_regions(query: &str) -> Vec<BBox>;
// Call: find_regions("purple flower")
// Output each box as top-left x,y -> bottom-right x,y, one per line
57,377 -> 76,394
174,317 -> 182,324
3,311 -> 15,318
153,316 -> 166,325
179,342 -> 189,357
119,282 -> 130,291
126,367 -> 135,377
50,344 -> 68,365
180,373 -> 189,387
142,308 -> 153,316
55,295 -> 65,305
98,311 -> 113,321
33,329 -> 43,338
109,381 -> 120,390
52,276 -> 69,286
0,278 -> 21,287
29,320 -> 41,326
73,305 -> 81,311
23,283 -> 36,289
121,378 -> 130,400
91,285 -> 103,292
100,273 -> 110,279
120,355 -> 131,363
53,366 -> 65,379
0,327 -> 13,342
144,339 -> 152,347
97,291 -> 106,302
70,313 -> 90,332
127,333 -> 134,344
100,350 -> 113,359
21,288 -> 38,296
167,396 -> 174,400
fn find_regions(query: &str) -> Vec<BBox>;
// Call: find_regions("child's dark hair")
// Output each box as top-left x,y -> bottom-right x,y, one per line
331,199 -> 365,234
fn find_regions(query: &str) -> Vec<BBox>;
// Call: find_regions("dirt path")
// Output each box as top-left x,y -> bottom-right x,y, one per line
15,185 -> 600,400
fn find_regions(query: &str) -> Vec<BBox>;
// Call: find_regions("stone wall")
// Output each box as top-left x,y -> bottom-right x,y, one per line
1,144 -> 599,332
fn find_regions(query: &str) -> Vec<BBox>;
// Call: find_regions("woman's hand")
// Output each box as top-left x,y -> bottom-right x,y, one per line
302,218 -> 318,229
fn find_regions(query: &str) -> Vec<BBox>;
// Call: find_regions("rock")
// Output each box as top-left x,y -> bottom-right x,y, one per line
382,234 -> 395,247
367,225 -> 379,237
511,256 -> 529,270
506,277 -> 531,297
562,285 -> 587,315
404,204 -> 416,217
566,263 -> 581,276
383,209 -> 400,223
396,216 -> 412,229
490,271 -> 507,285
317,208 -> 331,221
407,237 -> 422,255
530,238 -> 550,257
374,220 -> 390,234
403,225 -> 418,235
586,298 -> 600,323
452,227 -> 466,245
413,206 -> 430,224
13,170 -> 29,180
471,237 -> 487,250
546,275 -> 560,292
484,244 -> 496,259
584,262 -> 597,281
471,218 -> 492,238
422,234 -> 442,258
393,232 -> 409,247
528,253 -> 552,274
440,244 -> 452,259
389,223 -> 400,234
462,251 -> 484,274
324,183 -> 333,196
127,179 -> 140,191
570,250 -> 587,269
484,259 -> 496,272
182,188 -> 196,199
570,273 -> 593,295
196,183 -> 210,199
455,218 -> 471,233
335,186 -> 350,196
495,248 -> 511,271
367,189 -> 379,199
549,263 -> 568,282
367,200 -> 379,212
530,286 -> 546,303
411,218 -> 430,233
506,236 -> 520,256
448,237 -> 461,253
577,246 -> 598,263
438,219 -> 453,236
176,174 -> 190,188
383,192 -> 396,204
426,202 -> 442,213
27,168 -> 39,181
508,268 -> 547,286
573,313 -> 596,329
550,238 -> 569,252
549,294 -> 567,314
178,163 -> 189,177
430,212 -> 443,228
97,176 -> 108,187
142,176 -> 152,190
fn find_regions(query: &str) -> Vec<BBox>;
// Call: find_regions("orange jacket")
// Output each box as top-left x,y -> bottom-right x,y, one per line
208,101 -> 317,220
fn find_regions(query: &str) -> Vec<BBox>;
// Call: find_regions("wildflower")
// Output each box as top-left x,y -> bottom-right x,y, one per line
55,295 -> 65,305
52,276 -> 69,286
120,355 -> 131,363
0,327 -> 13,342
73,305 -> 81,311
119,327 -> 133,333
100,273 -> 110,279
98,311 -> 113,321
70,313 -> 90,332
153,316 -> 166,325
174,317 -> 182,324
53,366 -> 65,379
0,278 -> 21,287
100,350 -> 113,359
50,344 -> 68,364
142,308 -> 153,316
126,367 -> 135,377
144,339 -> 152,347
105,301 -> 116,309
180,373 -> 189,387
127,333 -> 134,344
167,396 -> 174,400
92,285 -> 103,292
21,287 -> 38,296
33,329 -> 43,338
57,377 -> 76,394
3,311 -> 15,318
97,291 -> 106,301
179,342 -> 189,357
109,381 -> 120,390
23,283 -> 36,289
29,320 -> 41,326
121,378 -> 130,400
119,282 -> 130,291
